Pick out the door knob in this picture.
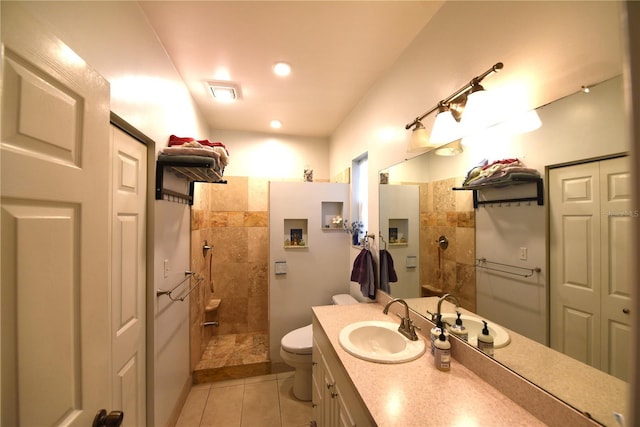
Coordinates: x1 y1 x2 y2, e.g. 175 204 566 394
93 409 124 427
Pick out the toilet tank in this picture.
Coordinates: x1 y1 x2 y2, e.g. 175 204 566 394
331 294 359 305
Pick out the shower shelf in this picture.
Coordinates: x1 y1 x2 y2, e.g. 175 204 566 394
205 298 221 313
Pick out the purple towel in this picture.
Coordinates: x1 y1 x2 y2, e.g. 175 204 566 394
379 249 397 293
350 248 377 299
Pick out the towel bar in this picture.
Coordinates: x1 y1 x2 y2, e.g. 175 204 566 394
475 257 541 278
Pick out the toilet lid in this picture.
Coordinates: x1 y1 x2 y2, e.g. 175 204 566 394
281 324 312 354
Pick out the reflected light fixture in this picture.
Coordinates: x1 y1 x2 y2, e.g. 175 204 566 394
435 140 464 156
405 62 503 147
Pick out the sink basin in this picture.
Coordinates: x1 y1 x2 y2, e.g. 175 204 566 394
440 313 510 349
338 320 426 363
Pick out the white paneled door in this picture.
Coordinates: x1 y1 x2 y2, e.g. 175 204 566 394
549 156 632 381
111 126 147 427
1 3 118 426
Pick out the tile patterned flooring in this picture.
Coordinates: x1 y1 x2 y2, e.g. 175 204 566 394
176 372 314 427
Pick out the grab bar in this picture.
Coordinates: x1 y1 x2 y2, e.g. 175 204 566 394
157 270 204 301
475 257 541 278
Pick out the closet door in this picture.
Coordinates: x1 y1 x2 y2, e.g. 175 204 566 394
550 156 631 380
549 162 602 368
111 126 147 426
599 157 632 381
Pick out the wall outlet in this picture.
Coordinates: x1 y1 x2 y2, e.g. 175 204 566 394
164 259 169 278
519 247 528 261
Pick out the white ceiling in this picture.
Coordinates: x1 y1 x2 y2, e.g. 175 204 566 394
138 1 624 139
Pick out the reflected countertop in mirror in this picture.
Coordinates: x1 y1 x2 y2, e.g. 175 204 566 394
406 297 628 425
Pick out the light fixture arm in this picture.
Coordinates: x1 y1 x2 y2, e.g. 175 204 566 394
404 62 503 130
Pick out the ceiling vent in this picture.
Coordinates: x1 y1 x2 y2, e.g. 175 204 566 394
207 80 242 101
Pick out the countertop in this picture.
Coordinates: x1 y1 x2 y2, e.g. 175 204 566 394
405 296 628 426
312 302 545 427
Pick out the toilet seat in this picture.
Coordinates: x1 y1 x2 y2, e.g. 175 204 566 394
281 324 312 355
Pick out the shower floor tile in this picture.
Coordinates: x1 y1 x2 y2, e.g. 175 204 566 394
193 332 292 384
195 332 269 370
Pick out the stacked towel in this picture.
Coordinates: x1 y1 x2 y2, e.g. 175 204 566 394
167 134 230 168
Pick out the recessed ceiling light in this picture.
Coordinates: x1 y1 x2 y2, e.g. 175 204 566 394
270 119 282 129
273 62 291 77
207 80 242 102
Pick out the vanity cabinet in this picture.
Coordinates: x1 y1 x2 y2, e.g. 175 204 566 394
312 319 375 427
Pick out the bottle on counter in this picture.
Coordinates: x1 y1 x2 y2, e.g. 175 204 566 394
449 311 468 342
477 320 494 357
434 329 451 371
430 314 448 356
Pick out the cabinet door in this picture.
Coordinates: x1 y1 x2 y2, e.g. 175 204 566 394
312 337 324 426
334 383 357 427
322 353 337 426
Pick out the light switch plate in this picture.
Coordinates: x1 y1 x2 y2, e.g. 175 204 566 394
275 261 287 275
406 255 417 268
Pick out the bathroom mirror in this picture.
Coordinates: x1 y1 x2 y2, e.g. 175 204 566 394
378 75 630 425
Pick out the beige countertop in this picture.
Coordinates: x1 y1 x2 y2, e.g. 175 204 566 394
404 296 629 426
312 302 545 427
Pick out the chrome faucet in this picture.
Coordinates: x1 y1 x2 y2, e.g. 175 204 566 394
431 293 461 322
383 298 420 341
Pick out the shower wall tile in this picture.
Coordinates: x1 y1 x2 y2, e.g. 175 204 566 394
209 176 249 211
208 212 229 228
457 211 475 228
245 211 268 227
419 176 476 311
456 227 475 265
248 295 269 333
248 262 268 297
248 177 269 211
190 176 270 369
219 296 249 334
419 183 432 213
227 211 246 227
248 228 268 263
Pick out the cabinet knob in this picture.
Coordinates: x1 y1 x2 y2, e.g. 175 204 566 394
623 308 630 314
326 382 335 390
331 391 338 398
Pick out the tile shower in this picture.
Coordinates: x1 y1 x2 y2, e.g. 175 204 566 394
190 177 274 383
419 176 476 311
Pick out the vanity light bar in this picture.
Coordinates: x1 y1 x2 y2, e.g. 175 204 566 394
405 62 503 130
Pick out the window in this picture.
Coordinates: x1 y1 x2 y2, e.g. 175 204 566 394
352 153 368 236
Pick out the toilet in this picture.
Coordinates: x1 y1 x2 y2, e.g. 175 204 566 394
280 293 360 401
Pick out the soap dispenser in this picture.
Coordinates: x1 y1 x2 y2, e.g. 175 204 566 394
430 314 447 355
434 329 451 371
449 311 468 342
477 320 494 357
